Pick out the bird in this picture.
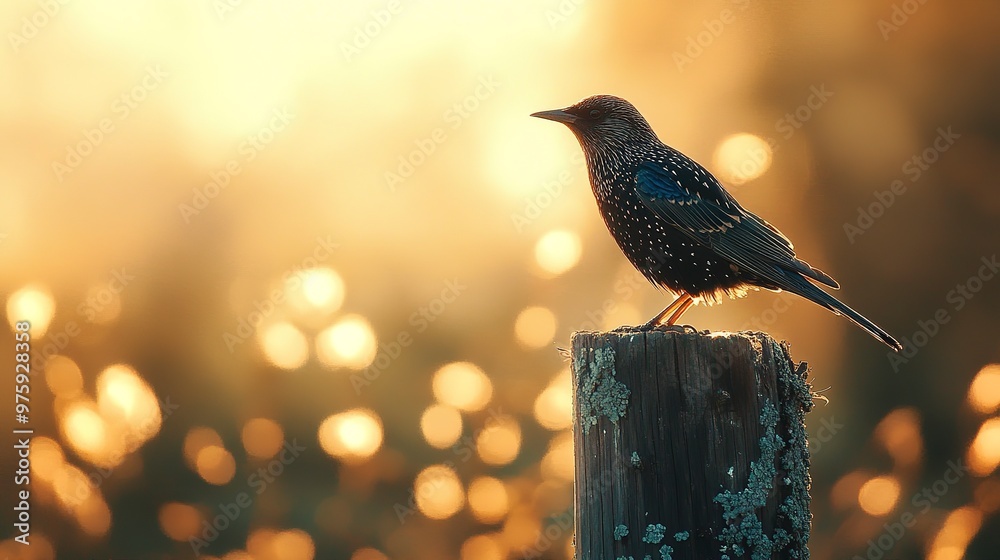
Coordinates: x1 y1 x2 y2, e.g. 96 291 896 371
531 95 902 351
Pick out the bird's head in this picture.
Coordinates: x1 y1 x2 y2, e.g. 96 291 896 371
531 95 658 155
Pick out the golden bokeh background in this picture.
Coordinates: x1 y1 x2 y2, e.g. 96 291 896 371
1 1 999 559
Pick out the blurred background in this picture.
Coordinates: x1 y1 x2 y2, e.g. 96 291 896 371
1 0 999 558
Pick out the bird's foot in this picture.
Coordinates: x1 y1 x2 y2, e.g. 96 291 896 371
636 319 660 332
635 322 700 334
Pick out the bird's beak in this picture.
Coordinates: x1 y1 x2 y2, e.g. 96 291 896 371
530 109 578 125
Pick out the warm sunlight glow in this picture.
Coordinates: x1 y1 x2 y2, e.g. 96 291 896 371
318 409 383 462
713 133 773 186
514 306 557 349
858 475 901 516
467 476 509 524
533 370 573 431
259 321 309 370
534 230 582 277
420 404 463 449
414 465 465 520
968 364 1000 414
968 417 1000 476
6 284 56 337
316 314 378 370
242 417 285 459
476 416 521 466
432 362 493 411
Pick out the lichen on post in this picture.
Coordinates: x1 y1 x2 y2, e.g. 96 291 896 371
570 328 814 560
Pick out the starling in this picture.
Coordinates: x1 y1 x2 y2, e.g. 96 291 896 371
532 95 902 351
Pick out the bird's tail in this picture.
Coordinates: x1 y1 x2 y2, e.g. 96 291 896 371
787 277 902 352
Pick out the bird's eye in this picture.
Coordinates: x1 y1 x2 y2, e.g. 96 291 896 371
589 109 602 118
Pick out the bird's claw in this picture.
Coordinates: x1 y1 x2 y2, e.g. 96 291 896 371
634 323 700 334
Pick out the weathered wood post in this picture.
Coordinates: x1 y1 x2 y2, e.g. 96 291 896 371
570 328 813 559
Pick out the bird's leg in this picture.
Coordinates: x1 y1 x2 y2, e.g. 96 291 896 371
641 292 692 330
664 296 695 325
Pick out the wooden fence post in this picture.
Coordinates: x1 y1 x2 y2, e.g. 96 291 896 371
570 328 813 559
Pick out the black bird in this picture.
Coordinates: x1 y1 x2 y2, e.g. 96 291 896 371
532 95 902 351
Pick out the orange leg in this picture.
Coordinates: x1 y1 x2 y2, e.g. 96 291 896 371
665 296 695 325
642 292 693 330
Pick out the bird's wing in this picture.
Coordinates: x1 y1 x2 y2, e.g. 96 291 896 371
634 159 838 288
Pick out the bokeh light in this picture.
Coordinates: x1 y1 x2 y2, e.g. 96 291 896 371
460 534 505 560
60 400 113 467
713 133 773 186
975 479 1000 513
420 404 463 449
288 267 345 317
259 322 310 370
873 407 922 468
968 364 1000 414
501 505 542 550
97 364 162 448
195 445 237 485
45 355 84 398
533 370 573 431
31 436 66 482
927 506 983 560
467 477 510 524
513 306 557 349
6 284 56 337
968 417 1000 476
534 230 582 277
350 548 389 560
242 417 285 459
318 408 383 462
476 416 522 466
316 314 378 370
541 432 574 482
184 427 224 470
76 495 112 536
432 362 493 412
857 475 901 516
159 503 202 542
413 465 465 520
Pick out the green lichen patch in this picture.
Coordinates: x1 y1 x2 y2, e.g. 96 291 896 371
575 345 630 434
714 399 782 559
673 531 689 542
642 523 666 544
614 524 629 540
658 544 674 560
713 338 813 560
631 451 642 468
